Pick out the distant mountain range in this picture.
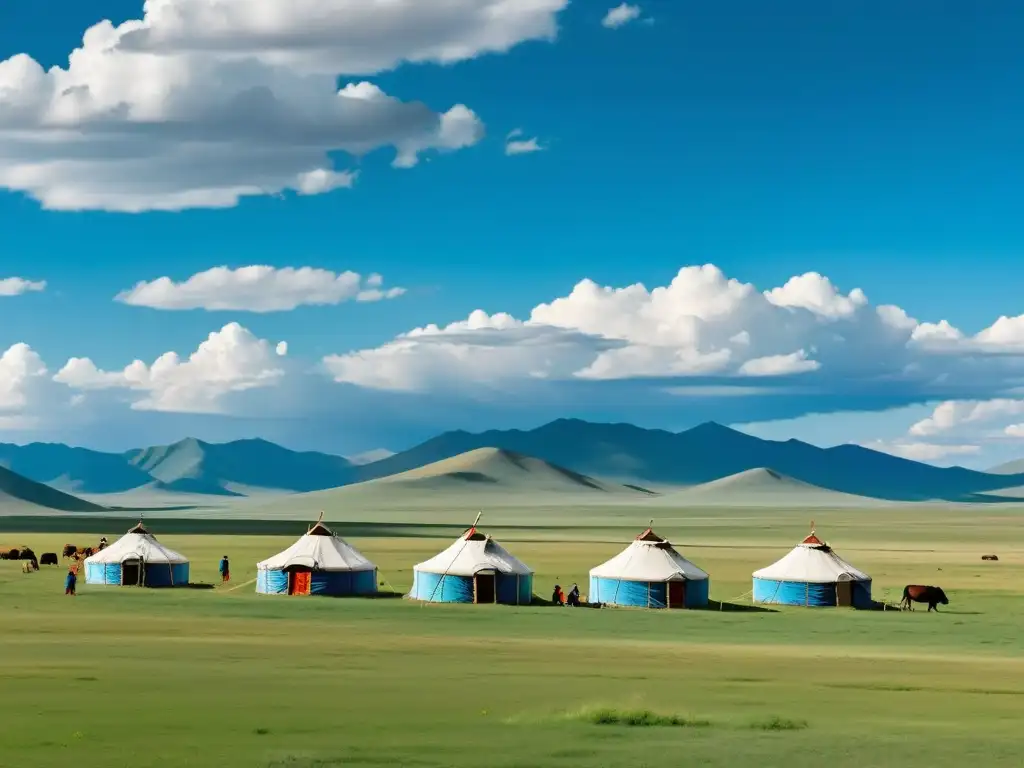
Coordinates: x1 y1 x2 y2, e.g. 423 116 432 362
353 419 1024 502
0 437 355 497
2 420 1024 505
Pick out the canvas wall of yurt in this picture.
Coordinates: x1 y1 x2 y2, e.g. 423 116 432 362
84 522 190 587
256 517 377 596
752 527 872 608
410 524 533 605
589 528 710 609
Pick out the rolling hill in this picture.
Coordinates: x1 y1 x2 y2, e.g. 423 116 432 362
650 467 881 507
358 419 1024 502
986 458 1024 475
259 447 655 509
0 464 106 512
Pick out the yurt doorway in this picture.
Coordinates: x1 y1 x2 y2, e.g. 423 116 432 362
836 576 853 607
121 559 143 586
474 571 496 603
288 568 312 595
668 580 686 609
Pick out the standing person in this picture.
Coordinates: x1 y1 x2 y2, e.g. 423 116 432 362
219 555 230 583
551 584 562 605
65 567 77 596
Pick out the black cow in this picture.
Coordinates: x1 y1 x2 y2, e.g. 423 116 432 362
901 585 949 612
40 553 58 566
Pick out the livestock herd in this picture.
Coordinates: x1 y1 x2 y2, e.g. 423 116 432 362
0 539 106 574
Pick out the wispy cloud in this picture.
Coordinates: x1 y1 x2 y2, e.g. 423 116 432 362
505 129 545 156
602 3 643 29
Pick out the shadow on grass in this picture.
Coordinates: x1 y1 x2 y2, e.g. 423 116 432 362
854 600 901 612
705 600 777 613
359 591 404 600
535 598 602 609
186 583 215 590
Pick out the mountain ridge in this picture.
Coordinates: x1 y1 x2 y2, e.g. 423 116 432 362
1 419 1022 503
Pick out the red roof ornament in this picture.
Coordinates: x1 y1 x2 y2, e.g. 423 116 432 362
801 520 823 546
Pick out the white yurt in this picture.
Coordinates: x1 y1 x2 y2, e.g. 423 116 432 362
410 524 533 604
752 527 872 607
589 527 710 609
84 521 190 587
256 516 377 596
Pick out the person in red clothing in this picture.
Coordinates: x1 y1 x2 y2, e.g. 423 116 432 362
219 555 230 583
64 567 77 596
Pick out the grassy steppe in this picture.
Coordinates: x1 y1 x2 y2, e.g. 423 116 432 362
1 506 1023 767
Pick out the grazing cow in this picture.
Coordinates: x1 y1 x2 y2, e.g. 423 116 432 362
77 547 95 558
18 548 36 562
3 548 21 560
40 553 58 566
982 554 999 561
901 585 949 612
62 544 77 559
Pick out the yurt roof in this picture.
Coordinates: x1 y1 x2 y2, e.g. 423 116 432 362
590 527 708 582
414 526 532 577
84 521 189 565
752 529 869 583
257 517 375 572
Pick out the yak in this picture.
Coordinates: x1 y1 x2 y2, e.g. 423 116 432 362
62 544 78 559
40 553 58 566
901 585 949 612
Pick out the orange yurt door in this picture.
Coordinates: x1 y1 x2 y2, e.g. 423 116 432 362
289 570 312 595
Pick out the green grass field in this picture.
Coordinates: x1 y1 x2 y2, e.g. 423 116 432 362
2 506 1024 767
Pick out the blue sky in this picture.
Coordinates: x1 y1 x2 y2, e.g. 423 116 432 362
1 0 1023 467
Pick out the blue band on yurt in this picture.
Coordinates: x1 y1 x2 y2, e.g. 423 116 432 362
309 569 378 596
752 578 873 607
590 576 710 609
411 570 533 604
143 562 190 587
685 578 710 608
411 571 474 602
257 569 289 594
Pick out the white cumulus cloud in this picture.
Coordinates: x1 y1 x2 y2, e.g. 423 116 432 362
115 265 405 312
0 277 46 296
738 350 821 377
860 439 981 464
908 399 1024 437
0 343 49 426
319 263 1024 398
54 322 288 413
118 0 568 74
0 0 570 211
602 3 642 29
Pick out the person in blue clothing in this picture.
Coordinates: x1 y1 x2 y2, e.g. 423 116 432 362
64 567 77 596
219 555 230 583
